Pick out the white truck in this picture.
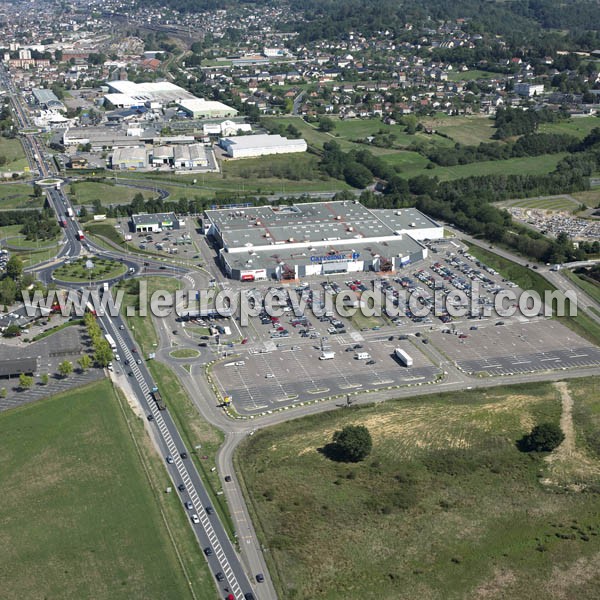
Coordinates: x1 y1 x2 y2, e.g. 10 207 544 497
394 348 413 367
319 350 335 360
355 351 371 360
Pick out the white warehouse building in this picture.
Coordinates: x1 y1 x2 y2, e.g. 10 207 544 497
219 134 307 159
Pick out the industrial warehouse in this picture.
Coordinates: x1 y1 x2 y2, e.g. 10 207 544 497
219 134 307 158
203 201 443 280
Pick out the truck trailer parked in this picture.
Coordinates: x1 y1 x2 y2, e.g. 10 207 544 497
394 348 413 367
355 352 371 360
319 350 335 360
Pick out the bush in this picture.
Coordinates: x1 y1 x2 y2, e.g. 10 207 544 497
518 423 565 452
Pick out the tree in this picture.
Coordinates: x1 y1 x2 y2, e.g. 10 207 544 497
331 425 373 462
343 162 373 189
318 116 335 132
78 355 92 372
519 423 565 452
3 323 21 338
5 255 23 281
18 373 33 390
58 360 73 378
40 373 49 385
94 340 113 367
33 183 43 198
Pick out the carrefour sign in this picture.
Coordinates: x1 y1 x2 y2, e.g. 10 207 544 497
310 252 360 263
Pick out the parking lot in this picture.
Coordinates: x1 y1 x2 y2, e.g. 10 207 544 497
211 335 441 414
430 319 600 376
198 236 600 413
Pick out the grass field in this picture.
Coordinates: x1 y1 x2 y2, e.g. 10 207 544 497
170 348 201 358
539 116 600 139
118 277 182 356
446 69 506 82
385 152 566 181
562 268 600 306
570 190 600 208
53 256 127 283
0 379 216 600
236 380 600 600
0 223 61 265
0 136 29 171
329 118 453 149
350 310 384 331
70 181 155 205
113 155 350 195
421 115 497 145
509 196 580 212
467 244 600 346
0 182 44 209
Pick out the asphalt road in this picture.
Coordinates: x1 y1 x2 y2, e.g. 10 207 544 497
99 310 256 600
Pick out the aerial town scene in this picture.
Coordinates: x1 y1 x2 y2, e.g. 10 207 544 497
1 0 600 599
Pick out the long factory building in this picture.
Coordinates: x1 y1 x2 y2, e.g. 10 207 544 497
203 201 443 281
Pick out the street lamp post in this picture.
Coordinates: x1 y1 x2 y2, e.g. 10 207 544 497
85 259 94 289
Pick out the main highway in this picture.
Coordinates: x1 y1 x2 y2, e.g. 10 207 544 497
100 309 255 599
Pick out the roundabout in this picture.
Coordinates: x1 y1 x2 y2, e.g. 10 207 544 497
51 256 127 283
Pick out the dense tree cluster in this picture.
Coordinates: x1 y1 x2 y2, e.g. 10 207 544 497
493 107 564 140
20 209 60 241
321 141 396 188
425 133 579 167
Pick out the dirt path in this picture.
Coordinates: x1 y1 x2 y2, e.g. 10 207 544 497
542 381 600 489
552 381 575 459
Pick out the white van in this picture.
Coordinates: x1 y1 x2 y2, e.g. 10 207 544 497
356 352 371 360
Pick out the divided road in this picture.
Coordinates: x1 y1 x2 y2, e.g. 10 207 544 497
100 310 256 600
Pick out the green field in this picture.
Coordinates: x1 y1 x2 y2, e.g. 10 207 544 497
0 136 29 171
236 380 600 600
69 181 156 205
570 190 600 208
509 196 580 212
170 348 201 358
446 69 506 82
53 256 127 282
539 116 600 139
0 182 44 209
0 379 216 600
0 223 61 265
329 117 453 149
112 154 350 194
386 151 566 181
421 115 497 145
118 277 182 355
562 268 600 306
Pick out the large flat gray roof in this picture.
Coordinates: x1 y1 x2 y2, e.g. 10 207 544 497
205 201 440 249
132 212 177 225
